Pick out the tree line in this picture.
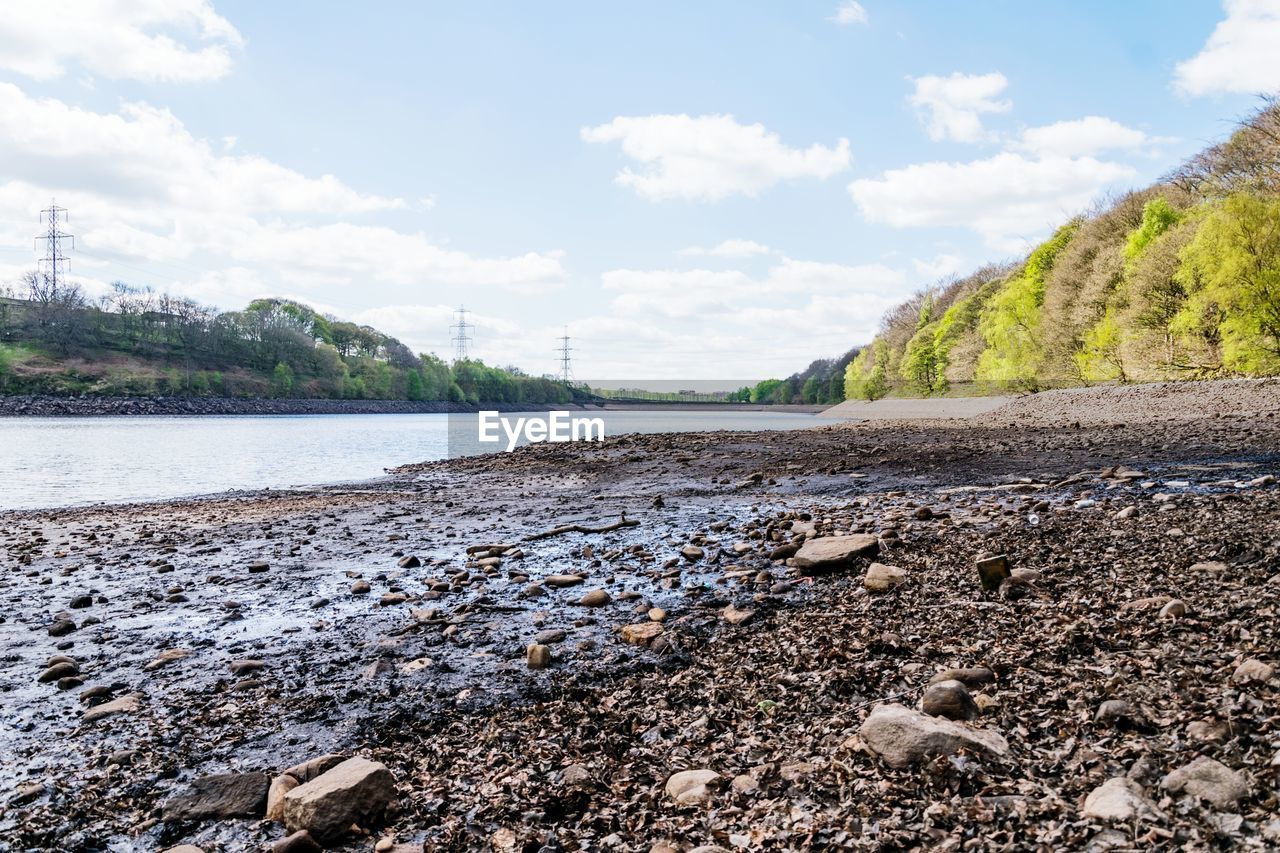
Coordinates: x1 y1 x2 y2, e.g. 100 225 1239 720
0 282 579 404
842 97 1280 400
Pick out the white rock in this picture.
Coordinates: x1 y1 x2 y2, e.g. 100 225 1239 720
1083 777 1162 822
856 703 1008 768
665 769 720 805
864 562 906 592
1161 756 1249 810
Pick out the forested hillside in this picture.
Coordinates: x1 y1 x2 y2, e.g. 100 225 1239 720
0 287 577 405
845 99 1280 399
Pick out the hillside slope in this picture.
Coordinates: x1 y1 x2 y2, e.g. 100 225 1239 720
845 99 1280 399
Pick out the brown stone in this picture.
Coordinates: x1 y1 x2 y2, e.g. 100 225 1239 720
282 757 394 841
792 534 879 573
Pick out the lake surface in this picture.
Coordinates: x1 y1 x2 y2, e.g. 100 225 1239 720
0 410 831 510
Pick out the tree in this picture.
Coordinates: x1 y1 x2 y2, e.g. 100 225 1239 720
270 361 295 397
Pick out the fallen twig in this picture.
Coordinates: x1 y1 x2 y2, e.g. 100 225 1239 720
524 515 639 541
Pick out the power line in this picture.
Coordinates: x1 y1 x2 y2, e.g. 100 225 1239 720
557 326 573 382
450 305 473 362
36 200 73 288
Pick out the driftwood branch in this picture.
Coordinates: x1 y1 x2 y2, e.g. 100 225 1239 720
525 515 639 541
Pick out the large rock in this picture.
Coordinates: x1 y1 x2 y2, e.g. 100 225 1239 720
283 757 394 841
857 703 1008 768
1161 756 1249 810
1082 777 1162 822
665 769 720 805
162 772 268 821
791 535 879 574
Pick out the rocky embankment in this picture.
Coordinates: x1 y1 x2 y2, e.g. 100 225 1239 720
1 381 1279 851
0 395 555 417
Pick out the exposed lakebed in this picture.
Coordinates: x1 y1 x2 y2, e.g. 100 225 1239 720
2 389 1279 850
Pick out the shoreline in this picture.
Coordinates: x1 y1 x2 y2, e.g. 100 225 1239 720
0 394 830 417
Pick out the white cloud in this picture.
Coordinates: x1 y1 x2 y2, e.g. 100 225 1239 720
909 72 1012 143
0 82 568 303
0 84 399 216
581 114 851 201
1175 0 1280 96
679 239 773 258
602 258 902 319
577 258 905 376
1016 116 1160 158
831 1 868 25
912 254 965 280
850 152 1135 251
0 0 243 83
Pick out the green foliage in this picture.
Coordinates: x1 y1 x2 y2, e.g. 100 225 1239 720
1074 308 1127 381
863 362 889 401
901 321 943 395
270 361 295 397
1124 197 1182 265
1172 194 1280 374
976 221 1081 389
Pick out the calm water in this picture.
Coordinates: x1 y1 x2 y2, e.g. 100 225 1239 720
0 410 828 510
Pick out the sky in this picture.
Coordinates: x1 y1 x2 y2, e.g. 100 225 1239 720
0 0 1277 381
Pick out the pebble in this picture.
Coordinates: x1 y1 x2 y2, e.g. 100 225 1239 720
272 830 323 853
229 659 265 676
1158 599 1187 619
82 693 141 723
526 644 551 669
665 769 720 805
921 679 979 721
1231 658 1274 685
1161 756 1250 810
577 589 612 607
680 545 705 562
37 661 78 683
929 667 995 689
864 562 906 592
544 574 584 588
350 580 371 595
267 773 300 821
1082 777 1162 822
621 622 663 646
47 618 76 637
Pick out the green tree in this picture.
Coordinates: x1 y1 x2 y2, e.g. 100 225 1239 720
1173 194 1280 373
270 361 295 397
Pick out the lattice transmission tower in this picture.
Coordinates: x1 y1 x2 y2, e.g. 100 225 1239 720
557 327 573 382
451 306 473 362
36 200 74 288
